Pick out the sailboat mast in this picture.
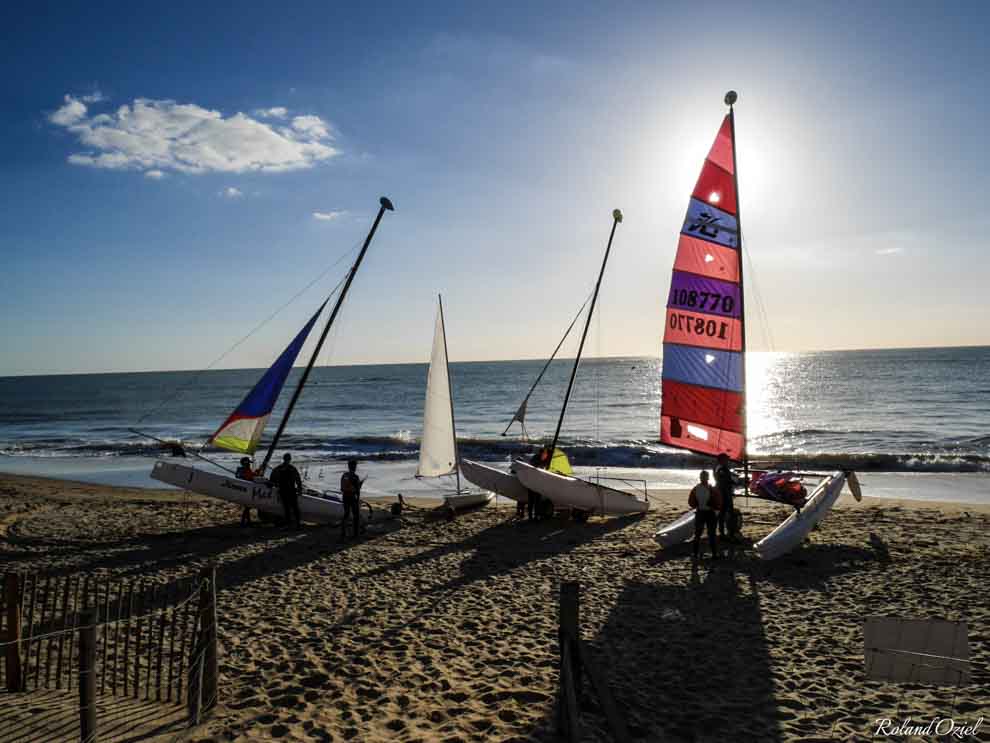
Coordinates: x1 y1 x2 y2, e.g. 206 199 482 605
260 196 395 472
548 209 623 459
437 294 461 494
726 91 749 489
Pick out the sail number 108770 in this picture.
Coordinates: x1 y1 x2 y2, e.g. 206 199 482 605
668 312 729 340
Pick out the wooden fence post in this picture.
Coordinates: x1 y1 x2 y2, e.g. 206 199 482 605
4 573 23 692
560 582 581 696
556 581 582 740
79 608 98 743
200 563 219 713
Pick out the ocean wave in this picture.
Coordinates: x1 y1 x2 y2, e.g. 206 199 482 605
3 433 988 473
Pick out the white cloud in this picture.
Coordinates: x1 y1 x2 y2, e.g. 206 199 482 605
49 95 88 126
49 96 337 175
144 169 165 179
255 106 288 119
221 187 243 198
876 247 904 256
312 210 347 221
81 92 105 103
291 115 330 140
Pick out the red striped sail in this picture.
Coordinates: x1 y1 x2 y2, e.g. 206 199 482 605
660 112 745 461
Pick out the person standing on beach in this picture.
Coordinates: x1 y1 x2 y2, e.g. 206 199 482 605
689 470 722 559
340 459 363 539
714 453 738 541
526 446 549 521
271 453 303 529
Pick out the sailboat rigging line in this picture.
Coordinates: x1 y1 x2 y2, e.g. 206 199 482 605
743 243 775 352
548 209 623 461
134 241 361 426
438 294 462 495
261 196 395 472
500 291 594 436
128 428 238 475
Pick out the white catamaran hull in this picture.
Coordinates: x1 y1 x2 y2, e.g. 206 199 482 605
460 459 528 503
151 461 366 525
444 490 494 511
514 461 649 516
654 511 697 547
753 471 848 560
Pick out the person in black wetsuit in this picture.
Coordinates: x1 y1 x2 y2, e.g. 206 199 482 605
714 453 738 540
340 459 363 539
526 446 550 521
270 453 303 529
689 470 723 559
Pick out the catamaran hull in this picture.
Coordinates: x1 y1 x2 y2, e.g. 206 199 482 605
460 459 528 503
514 461 649 516
150 461 363 525
654 511 697 547
754 471 848 560
444 491 494 511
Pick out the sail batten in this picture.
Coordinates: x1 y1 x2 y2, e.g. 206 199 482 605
660 109 746 461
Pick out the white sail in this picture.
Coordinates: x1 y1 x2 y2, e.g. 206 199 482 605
417 304 458 478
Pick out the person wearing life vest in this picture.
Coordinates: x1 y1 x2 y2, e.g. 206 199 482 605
689 470 723 559
340 459 363 539
235 457 256 481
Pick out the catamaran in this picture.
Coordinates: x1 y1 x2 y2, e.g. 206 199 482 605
650 93 860 558
460 295 592 504
513 209 650 517
416 295 493 511
147 197 395 524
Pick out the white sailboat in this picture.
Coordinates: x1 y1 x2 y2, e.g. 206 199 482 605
147 197 395 525
417 295 493 511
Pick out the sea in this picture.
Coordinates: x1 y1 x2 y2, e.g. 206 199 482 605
1 347 988 504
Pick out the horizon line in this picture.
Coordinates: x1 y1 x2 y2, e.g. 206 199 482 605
2 342 988 379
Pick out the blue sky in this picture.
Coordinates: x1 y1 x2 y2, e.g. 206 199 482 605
1 1 988 375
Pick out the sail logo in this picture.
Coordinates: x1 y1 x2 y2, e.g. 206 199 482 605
682 198 738 249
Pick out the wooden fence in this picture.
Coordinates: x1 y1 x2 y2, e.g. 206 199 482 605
0 564 219 741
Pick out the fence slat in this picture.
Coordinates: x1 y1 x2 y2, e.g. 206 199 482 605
23 574 38 688
156 583 171 701
111 578 123 696
145 583 158 699
100 573 110 694
32 575 51 688
166 582 179 703
133 582 145 699
79 608 98 743
176 579 196 704
43 575 59 688
55 576 71 689
4 573 23 692
122 580 134 698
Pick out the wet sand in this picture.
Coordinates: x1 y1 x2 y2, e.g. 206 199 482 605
0 472 987 741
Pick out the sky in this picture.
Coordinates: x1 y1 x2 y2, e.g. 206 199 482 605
1 0 988 376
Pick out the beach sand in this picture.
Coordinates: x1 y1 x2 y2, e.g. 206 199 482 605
0 472 987 742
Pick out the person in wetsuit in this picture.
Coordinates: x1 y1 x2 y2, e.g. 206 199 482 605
270 453 303 529
526 446 550 521
340 459 363 539
714 453 738 541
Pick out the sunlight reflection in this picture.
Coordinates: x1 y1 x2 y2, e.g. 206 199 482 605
746 351 794 452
